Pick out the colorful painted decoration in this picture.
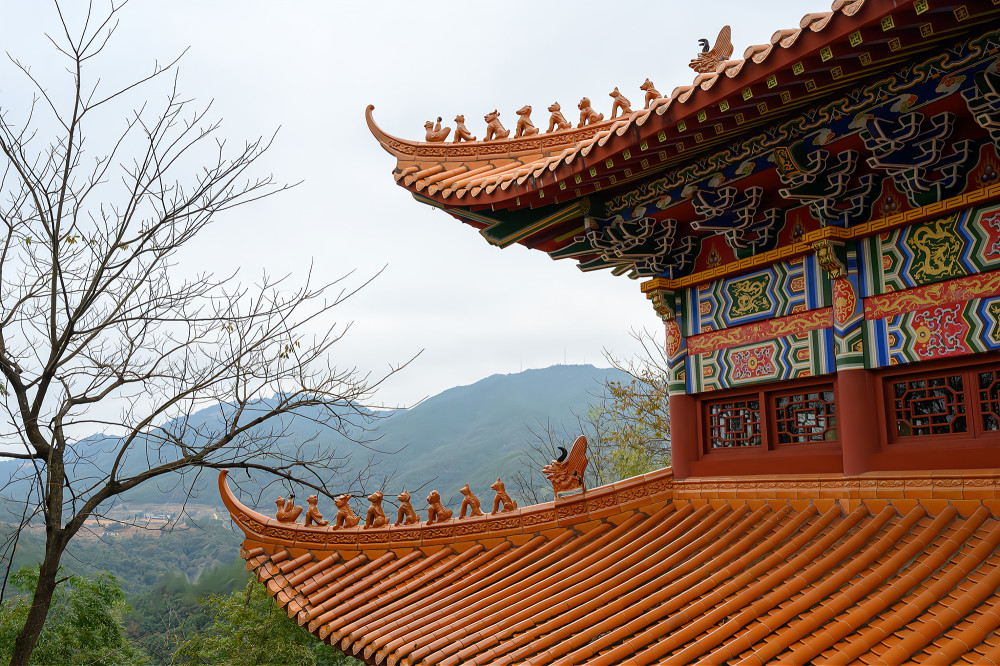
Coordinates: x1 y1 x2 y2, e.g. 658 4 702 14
688 328 836 393
861 205 1000 295
686 256 827 334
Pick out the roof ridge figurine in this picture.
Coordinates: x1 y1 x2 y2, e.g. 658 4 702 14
458 483 485 518
424 117 450 142
394 490 418 525
452 114 475 142
363 490 388 529
332 493 360 529
609 87 632 119
490 477 517 513
543 435 589 496
304 494 327 527
689 25 733 73
483 109 510 141
275 494 302 523
426 490 452 523
640 78 662 108
577 97 604 127
546 102 571 133
515 105 539 138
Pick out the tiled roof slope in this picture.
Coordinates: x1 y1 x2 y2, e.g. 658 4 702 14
222 470 1000 665
367 0 999 211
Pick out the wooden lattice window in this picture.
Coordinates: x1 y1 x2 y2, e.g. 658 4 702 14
774 389 837 444
978 369 1000 432
890 373 968 437
707 398 762 448
883 358 1000 443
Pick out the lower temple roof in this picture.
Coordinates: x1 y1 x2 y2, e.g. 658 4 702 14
222 470 1000 665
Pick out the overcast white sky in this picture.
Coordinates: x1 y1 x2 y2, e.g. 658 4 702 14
3 0 810 407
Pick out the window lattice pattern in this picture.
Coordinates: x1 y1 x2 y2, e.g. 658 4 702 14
708 399 762 448
775 390 837 444
892 374 967 437
978 369 1000 432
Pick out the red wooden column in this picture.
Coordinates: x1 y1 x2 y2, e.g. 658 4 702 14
668 392 697 479
837 368 880 475
813 240 878 475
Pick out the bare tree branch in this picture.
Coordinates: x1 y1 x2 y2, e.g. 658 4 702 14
0 3 405 662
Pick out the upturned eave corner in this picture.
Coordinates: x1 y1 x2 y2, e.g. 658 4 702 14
365 104 412 162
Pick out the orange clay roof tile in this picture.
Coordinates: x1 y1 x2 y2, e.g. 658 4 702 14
222 468 1000 665
832 0 867 15
743 42 773 63
366 0 977 210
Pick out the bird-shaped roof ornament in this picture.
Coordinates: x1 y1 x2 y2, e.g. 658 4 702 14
689 25 733 73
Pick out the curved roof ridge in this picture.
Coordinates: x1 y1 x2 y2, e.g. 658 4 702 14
219 468 676 550
368 104 617 161
832 0 867 16
368 0 948 211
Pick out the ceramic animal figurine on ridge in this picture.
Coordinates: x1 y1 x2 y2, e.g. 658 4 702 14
640 78 662 108
275 495 302 523
424 117 451 142
543 435 589 496
609 87 632 119
364 490 388 529
459 483 484 518
547 102 571 132
490 478 517 514
395 490 418 526
332 494 361 529
483 110 509 141
453 114 476 142
689 25 733 73
515 105 539 138
304 495 327 527
426 490 453 523
577 97 604 127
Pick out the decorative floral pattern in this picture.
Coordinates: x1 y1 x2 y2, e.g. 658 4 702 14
911 305 971 358
731 346 777 381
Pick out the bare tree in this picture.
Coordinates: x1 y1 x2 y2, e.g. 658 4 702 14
0 3 401 662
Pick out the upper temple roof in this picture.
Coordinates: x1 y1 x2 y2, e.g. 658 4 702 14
367 0 1000 285
367 0 863 204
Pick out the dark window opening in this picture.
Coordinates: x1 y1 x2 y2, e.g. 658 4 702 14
775 390 837 443
891 374 967 437
707 399 761 448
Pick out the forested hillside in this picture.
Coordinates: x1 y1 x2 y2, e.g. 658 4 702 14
1 365 628 664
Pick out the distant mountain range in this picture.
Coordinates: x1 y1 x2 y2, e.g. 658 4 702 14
1 365 629 516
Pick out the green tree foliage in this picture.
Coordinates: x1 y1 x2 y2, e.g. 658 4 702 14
3 519 245 596
600 328 672 480
0 567 145 665
514 331 672 501
127 560 249 664
172 580 359 666
602 373 670 479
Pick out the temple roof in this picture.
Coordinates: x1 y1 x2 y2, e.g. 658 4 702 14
367 2 863 204
223 470 1000 665
366 0 1000 284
